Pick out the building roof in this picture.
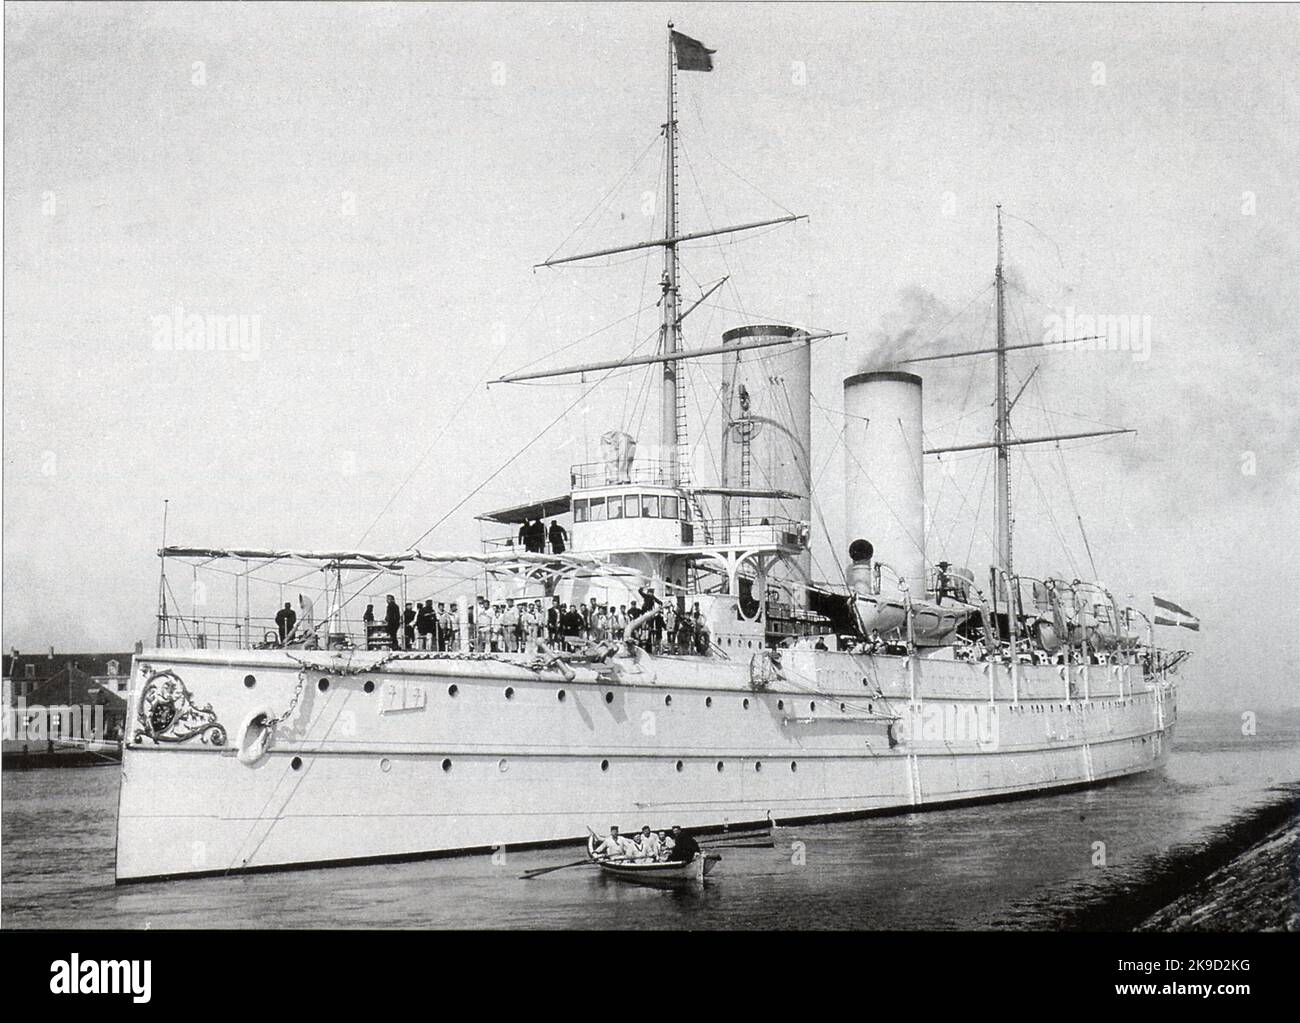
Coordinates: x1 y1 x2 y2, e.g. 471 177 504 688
24 665 129 709
3 651 136 681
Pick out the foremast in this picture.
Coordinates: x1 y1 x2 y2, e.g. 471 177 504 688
661 23 684 485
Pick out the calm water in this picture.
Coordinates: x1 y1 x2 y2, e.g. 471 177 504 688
3 708 1297 929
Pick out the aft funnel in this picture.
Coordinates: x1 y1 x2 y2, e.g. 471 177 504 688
843 370 926 596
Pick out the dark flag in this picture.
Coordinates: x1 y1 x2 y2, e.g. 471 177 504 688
671 30 716 72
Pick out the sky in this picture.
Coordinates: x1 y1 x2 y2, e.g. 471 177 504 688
3 2 1298 710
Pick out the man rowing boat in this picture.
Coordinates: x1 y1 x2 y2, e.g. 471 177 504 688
592 825 639 861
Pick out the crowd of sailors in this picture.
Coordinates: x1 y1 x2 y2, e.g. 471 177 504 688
592 824 701 864
347 589 711 655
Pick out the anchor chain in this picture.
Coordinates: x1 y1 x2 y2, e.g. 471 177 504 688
271 667 309 728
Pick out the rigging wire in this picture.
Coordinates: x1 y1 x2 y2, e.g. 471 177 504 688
1030 371 1101 579
506 302 661 379
678 137 757 338
963 450 995 571
541 132 663 266
1018 443 1083 580
923 302 989 542
404 328 662 550
620 185 663 431
686 91 796 218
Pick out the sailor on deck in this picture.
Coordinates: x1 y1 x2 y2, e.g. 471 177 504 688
275 602 296 644
490 604 506 652
417 601 435 650
384 595 401 648
662 605 679 653
403 602 416 650
475 598 492 652
547 598 561 645
560 603 584 651
501 601 519 652
437 602 453 651
548 519 567 555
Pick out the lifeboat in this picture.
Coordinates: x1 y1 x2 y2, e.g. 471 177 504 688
850 592 973 646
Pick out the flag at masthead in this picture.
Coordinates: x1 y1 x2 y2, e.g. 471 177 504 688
671 30 716 71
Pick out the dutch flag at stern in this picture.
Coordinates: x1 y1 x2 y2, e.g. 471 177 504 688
1153 595 1200 631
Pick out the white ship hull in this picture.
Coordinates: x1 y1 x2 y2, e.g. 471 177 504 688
115 647 1176 882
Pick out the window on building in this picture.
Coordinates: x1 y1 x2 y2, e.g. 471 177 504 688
660 495 679 519
107 660 119 676
641 495 659 518
624 495 640 518
573 498 589 523
589 496 607 521
608 495 623 519
24 664 35 679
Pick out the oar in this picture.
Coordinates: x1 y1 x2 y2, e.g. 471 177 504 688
519 858 593 880
702 840 775 850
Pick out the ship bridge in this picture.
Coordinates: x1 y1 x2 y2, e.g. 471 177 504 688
478 458 806 558
477 458 809 617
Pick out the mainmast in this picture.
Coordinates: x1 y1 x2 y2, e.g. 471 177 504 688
660 22 684 484
907 206 1137 597
994 205 1012 580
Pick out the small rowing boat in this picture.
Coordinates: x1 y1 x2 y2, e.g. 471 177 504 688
586 834 721 886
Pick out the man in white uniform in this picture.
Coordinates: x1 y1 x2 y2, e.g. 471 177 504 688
595 826 637 861
635 826 661 862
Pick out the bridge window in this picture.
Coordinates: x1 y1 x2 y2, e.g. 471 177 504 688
589 496 607 521
608 496 623 519
573 498 589 523
624 495 640 517
641 495 659 518
660 496 678 519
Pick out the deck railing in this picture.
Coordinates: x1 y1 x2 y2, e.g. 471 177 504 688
569 459 677 489
156 615 477 652
695 516 806 548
